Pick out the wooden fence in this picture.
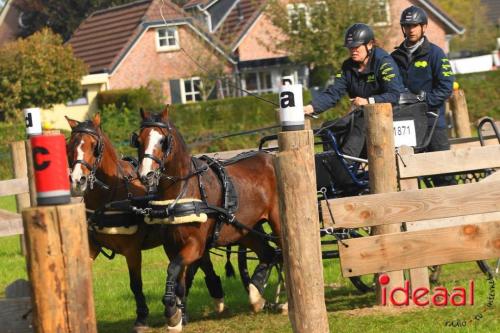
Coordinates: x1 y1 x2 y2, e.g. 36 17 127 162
320 108 500 303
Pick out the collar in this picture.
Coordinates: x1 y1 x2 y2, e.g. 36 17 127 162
397 36 430 57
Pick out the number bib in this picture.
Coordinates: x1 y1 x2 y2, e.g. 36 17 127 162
393 120 417 147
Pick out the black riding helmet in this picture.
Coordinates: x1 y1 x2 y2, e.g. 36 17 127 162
344 23 374 48
400 6 428 26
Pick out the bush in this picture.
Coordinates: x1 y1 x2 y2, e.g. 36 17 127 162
0 123 28 180
99 90 349 156
97 85 164 112
0 28 87 122
456 71 500 122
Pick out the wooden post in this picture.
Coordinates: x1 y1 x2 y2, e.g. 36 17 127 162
22 203 96 333
24 140 37 207
449 89 472 138
398 146 430 303
275 130 329 333
10 141 31 255
364 103 405 305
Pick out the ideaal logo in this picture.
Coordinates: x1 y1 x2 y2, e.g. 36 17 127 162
379 272 496 327
379 274 474 306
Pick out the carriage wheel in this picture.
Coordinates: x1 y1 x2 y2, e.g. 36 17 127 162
344 228 376 293
477 259 500 278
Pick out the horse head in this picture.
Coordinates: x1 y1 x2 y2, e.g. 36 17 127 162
132 106 177 192
66 113 105 195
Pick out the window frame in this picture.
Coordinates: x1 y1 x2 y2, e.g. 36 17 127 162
242 71 274 94
371 0 391 27
156 26 180 52
180 77 202 104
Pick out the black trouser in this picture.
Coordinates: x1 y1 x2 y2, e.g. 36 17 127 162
321 109 366 159
423 126 457 187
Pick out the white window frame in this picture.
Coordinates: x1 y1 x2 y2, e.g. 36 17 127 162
156 27 180 52
372 0 391 27
180 77 202 104
287 3 311 33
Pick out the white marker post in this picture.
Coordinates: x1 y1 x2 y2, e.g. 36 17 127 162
278 78 304 131
24 107 42 137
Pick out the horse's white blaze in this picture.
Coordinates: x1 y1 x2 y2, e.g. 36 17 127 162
70 139 85 184
139 129 164 178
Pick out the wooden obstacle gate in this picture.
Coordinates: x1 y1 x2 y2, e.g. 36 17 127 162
321 105 500 302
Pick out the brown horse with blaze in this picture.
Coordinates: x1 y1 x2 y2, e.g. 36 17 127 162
134 106 283 332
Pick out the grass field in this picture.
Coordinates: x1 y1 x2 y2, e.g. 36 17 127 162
0 195 498 333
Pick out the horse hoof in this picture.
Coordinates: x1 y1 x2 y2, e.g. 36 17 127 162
249 283 266 313
132 325 150 333
166 308 183 332
213 297 225 314
165 320 182 333
277 302 288 315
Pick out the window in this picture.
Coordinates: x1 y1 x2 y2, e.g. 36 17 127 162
372 0 391 26
287 3 310 33
242 71 273 94
287 2 326 33
182 77 202 103
156 27 179 51
66 89 88 106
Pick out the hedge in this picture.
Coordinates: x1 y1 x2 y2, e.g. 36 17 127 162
0 70 498 180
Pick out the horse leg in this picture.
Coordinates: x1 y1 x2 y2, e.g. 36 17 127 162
162 244 203 332
124 250 149 331
239 233 278 313
199 251 225 313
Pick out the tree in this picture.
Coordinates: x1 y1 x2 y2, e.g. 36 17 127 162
264 0 382 83
15 0 138 41
0 28 87 121
434 0 497 53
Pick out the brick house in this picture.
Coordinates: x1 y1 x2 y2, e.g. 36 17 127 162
30 0 463 127
182 0 463 95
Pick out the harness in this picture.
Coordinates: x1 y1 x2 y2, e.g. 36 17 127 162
128 151 277 246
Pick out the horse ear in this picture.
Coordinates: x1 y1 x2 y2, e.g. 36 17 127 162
92 113 101 127
161 105 170 121
140 107 151 120
65 116 80 129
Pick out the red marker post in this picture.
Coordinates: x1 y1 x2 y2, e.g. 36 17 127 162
30 134 70 205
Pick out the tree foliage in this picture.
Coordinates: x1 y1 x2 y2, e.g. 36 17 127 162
434 0 497 53
265 0 382 74
0 28 87 121
15 0 138 41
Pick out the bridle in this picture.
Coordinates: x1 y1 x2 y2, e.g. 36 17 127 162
131 120 174 192
70 122 107 191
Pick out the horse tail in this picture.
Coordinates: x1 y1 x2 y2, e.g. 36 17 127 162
225 245 235 278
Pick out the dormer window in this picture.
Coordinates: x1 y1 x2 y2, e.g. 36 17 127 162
156 27 180 51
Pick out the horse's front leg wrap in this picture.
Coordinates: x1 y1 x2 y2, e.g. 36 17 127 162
163 257 183 319
250 262 270 295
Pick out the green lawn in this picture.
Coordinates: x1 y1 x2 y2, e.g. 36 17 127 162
0 224 498 333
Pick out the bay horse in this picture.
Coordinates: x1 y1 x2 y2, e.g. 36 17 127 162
134 106 283 331
66 114 226 332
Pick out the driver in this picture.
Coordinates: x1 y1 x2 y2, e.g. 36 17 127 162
304 23 405 159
